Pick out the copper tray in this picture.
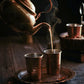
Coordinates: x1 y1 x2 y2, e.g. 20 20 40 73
16 67 75 84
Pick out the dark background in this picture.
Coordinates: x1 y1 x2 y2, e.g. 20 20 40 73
0 0 84 36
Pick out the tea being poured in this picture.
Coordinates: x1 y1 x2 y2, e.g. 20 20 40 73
49 27 54 51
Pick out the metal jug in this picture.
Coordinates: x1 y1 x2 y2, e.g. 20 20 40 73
0 0 52 43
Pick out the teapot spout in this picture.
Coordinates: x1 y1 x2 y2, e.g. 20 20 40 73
33 22 51 35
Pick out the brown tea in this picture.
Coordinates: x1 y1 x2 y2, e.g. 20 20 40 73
49 28 53 51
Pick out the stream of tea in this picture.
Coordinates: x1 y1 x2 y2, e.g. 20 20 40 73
49 27 53 51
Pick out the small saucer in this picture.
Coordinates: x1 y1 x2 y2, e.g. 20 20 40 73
60 32 84 40
16 67 75 84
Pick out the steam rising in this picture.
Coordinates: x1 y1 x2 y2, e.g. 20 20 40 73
44 0 61 49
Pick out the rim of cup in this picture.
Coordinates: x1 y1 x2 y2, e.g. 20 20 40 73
43 49 62 54
24 53 43 58
66 23 82 27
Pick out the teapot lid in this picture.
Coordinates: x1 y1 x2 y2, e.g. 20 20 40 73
14 0 36 16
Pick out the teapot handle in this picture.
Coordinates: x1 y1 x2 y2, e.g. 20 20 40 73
35 0 52 20
80 3 84 24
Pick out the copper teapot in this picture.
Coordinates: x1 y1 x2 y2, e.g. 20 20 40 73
0 0 52 43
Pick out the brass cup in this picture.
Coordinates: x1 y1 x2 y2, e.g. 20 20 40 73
66 23 82 38
24 53 43 81
44 49 62 76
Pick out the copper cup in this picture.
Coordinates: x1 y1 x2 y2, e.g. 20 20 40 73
66 23 82 38
44 49 62 76
24 53 43 81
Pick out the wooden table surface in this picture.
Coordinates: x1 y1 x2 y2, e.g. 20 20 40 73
0 35 84 84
